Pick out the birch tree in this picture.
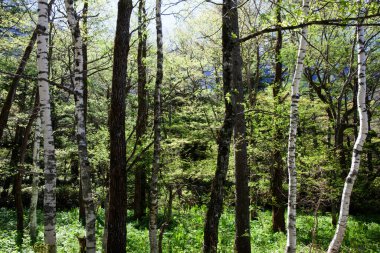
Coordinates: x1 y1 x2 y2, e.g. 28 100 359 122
327 1 369 252
149 0 163 251
64 0 96 251
285 0 310 252
37 0 57 251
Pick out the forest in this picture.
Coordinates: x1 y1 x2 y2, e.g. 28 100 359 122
0 0 380 252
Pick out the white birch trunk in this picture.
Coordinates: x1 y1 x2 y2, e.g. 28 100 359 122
30 115 41 243
37 0 57 251
64 1 96 252
286 1 310 252
327 2 369 252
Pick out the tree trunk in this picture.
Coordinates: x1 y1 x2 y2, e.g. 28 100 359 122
232 0 251 251
0 31 37 140
150 0 163 252
286 1 310 252
203 1 238 252
327 3 369 252
79 0 89 226
37 0 57 250
102 191 109 253
271 0 286 233
11 125 24 244
134 0 148 221
30 115 41 244
107 0 133 252
64 1 96 251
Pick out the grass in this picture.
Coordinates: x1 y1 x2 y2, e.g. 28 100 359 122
0 207 379 252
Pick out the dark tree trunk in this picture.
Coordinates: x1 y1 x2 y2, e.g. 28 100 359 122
203 1 239 252
271 0 286 233
232 0 251 251
11 126 24 243
0 0 55 140
0 29 37 140
134 0 148 221
107 0 133 252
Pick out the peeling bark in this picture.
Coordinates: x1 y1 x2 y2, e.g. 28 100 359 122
285 1 310 252
37 0 57 251
327 2 369 252
64 0 96 251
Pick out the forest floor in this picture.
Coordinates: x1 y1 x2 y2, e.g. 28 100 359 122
0 207 379 252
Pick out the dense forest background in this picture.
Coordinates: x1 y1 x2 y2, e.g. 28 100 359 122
0 0 379 252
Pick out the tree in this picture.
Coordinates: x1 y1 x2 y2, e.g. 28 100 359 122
149 0 163 251
107 0 133 252
271 0 286 233
37 0 57 251
134 0 149 221
232 0 251 251
328 1 369 252
64 0 96 251
286 0 310 252
203 0 239 252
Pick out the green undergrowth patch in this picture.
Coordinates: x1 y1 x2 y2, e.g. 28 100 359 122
0 207 379 252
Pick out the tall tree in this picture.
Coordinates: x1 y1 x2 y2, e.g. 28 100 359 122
232 0 251 251
79 0 89 225
271 0 286 233
37 0 57 251
286 0 310 252
64 0 96 251
134 0 148 221
107 0 133 252
203 0 239 251
149 0 163 251
327 1 369 252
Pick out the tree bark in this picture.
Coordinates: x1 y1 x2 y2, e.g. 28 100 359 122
150 0 163 252
64 1 96 251
134 0 148 221
285 1 310 252
203 1 238 252
37 0 57 250
232 0 251 251
271 0 286 233
327 2 369 252
11 125 24 244
107 0 133 252
79 0 89 226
